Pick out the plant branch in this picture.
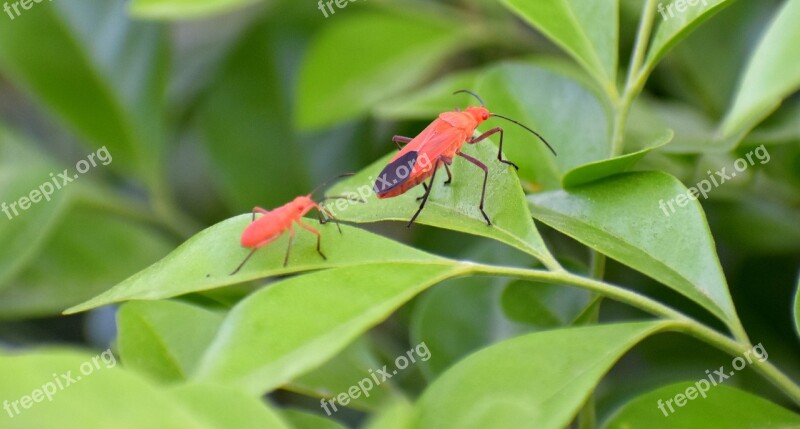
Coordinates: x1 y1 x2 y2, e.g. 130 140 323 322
611 0 658 157
465 262 800 406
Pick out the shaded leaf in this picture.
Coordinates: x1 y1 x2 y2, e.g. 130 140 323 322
289 338 392 410
296 11 469 129
0 0 167 178
118 300 224 382
196 19 307 212
721 0 800 139
414 322 668 429
0 206 172 319
0 126 70 290
501 280 593 327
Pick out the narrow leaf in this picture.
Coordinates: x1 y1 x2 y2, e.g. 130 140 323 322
65 219 441 314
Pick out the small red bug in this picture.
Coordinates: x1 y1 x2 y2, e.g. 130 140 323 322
230 174 357 275
373 90 556 227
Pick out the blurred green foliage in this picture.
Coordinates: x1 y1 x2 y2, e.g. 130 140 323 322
0 0 799 428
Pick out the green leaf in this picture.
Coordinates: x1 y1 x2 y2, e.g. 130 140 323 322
0 206 172 319
411 276 533 380
414 322 668 429
721 0 800 139
562 129 673 187
374 68 484 120
475 62 611 189
501 0 618 92
603 382 800 428
289 338 392 410
296 11 469 129
196 19 307 212
328 141 559 269
169 384 290 429
0 126 71 290
529 172 739 325
117 300 224 382
0 0 167 179
65 218 441 314
362 400 414 429
282 409 348 429
643 0 733 76
194 263 462 395
129 0 261 20
626 97 724 153
794 273 800 341
501 280 593 327
0 349 211 428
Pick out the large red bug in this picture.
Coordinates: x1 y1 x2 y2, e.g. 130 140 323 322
372 90 556 227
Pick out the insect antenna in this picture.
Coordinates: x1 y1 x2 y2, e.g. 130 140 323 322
310 173 356 199
491 113 557 156
453 89 486 107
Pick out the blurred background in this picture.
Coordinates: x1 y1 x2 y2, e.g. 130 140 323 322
0 0 798 425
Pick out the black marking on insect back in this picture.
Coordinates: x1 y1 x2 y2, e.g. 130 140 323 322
373 151 418 195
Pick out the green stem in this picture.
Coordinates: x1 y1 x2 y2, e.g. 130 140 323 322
465 263 800 406
611 0 658 157
577 251 606 429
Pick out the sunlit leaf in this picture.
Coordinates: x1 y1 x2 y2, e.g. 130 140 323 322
194 263 462 395
529 172 739 325
65 219 442 314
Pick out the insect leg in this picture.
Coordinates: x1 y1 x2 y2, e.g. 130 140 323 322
283 225 296 267
230 248 258 276
456 152 492 226
316 204 342 234
408 157 442 228
297 219 327 260
251 207 269 222
392 135 413 151
469 127 518 171
443 162 453 185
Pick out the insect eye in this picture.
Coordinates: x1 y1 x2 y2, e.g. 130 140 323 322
482 112 489 120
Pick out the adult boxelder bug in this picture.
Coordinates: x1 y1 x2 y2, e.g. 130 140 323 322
373 90 556 227
230 174 358 275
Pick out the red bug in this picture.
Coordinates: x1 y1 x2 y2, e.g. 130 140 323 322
372 90 556 227
230 174 357 275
